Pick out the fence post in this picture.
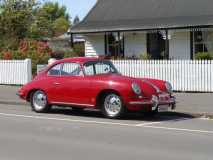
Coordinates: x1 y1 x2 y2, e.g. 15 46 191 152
25 59 32 83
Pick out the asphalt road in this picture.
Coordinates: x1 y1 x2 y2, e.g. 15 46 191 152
0 104 213 160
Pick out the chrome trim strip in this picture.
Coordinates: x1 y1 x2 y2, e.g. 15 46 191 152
129 98 176 105
51 101 95 107
129 101 152 105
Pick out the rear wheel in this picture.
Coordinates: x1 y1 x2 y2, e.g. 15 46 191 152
30 90 50 113
102 93 126 119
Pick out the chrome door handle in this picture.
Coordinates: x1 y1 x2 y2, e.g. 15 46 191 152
53 82 60 85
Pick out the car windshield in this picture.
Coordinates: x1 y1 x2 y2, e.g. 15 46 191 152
84 61 118 76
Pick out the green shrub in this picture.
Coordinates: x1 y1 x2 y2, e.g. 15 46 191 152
73 43 85 57
51 48 83 59
195 52 213 60
139 53 152 60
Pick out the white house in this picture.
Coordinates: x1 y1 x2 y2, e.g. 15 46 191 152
71 0 213 60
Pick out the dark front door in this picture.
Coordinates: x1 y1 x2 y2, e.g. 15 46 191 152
147 32 166 59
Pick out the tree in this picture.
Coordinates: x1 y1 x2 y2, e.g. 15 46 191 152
73 15 80 25
30 2 71 39
0 0 36 50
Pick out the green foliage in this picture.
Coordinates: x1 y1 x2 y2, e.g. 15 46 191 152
73 43 85 57
195 52 213 60
0 0 71 49
51 47 84 60
0 0 36 50
0 0 71 74
139 53 152 60
52 17 70 37
31 1 70 39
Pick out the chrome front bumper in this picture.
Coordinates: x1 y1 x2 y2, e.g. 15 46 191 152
129 95 176 110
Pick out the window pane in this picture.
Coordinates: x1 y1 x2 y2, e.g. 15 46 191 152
61 63 82 76
84 64 95 76
48 64 61 76
106 32 124 57
193 31 209 54
95 63 111 74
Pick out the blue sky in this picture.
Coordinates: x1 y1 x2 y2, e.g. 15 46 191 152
50 0 97 21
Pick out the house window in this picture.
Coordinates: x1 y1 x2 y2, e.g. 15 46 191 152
105 32 124 58
193 31 207 54
147 31 168 59
192 31 213 58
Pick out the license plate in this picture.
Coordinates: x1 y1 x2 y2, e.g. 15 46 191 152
158 105 169 112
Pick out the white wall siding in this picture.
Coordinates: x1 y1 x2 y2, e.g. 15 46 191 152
85 34 105 57
112 60 213 92
169 31 190 60
0 59 32 85
124 32 147 58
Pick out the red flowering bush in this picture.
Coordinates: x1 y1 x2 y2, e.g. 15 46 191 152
17 39 52 74
2 52 13 60
0 39 52 74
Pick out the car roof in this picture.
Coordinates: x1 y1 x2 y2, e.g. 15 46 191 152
57 57 101 64
50 57 109 67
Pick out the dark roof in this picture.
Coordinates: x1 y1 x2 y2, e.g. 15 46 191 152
71 0 213 33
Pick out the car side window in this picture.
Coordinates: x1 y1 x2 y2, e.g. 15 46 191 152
61 63 83 76
95 63 111 74
48 64 62 76
84 64 95 76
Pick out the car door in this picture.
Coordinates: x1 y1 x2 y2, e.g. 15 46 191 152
45 63 64 103
58 62 93 106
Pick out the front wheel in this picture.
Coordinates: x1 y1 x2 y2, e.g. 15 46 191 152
102 93 126 119
31 90 50 113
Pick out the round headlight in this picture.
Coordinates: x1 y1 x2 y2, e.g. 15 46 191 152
132 83 141 95
165 82 173 94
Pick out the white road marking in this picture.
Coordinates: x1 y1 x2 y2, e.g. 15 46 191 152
200 117 213 121
0 112 134 127
144 126 213 134
135 117 191 127
0 112 213 134
135 122 162 127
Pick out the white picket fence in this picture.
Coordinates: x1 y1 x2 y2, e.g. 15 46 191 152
112 60 213 92
1 59 213 92
0 59 32 85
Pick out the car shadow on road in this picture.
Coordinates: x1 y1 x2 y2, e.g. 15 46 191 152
48 106 198 122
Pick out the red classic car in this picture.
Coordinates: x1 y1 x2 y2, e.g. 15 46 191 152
17 57 176 119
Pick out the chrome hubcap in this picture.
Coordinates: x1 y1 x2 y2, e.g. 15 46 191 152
104 94 122 117
33 91 47 111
